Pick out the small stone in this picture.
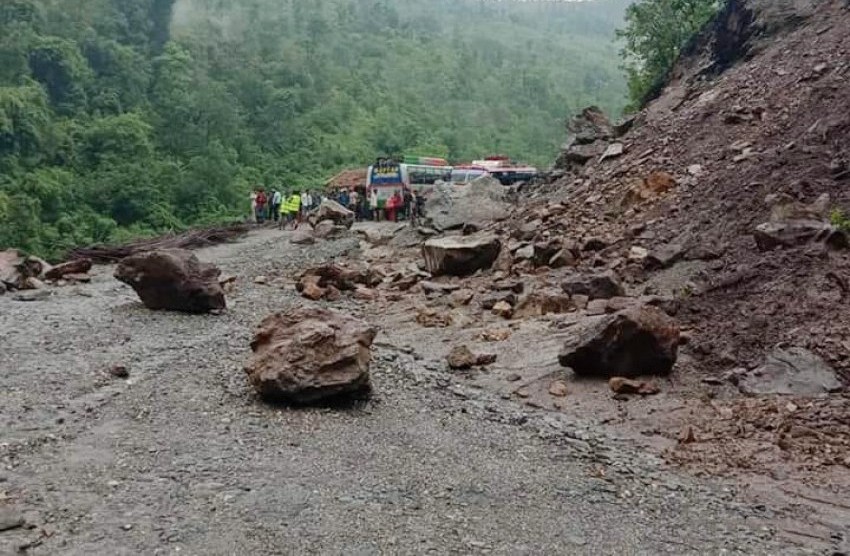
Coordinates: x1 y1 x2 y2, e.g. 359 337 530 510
506 373 522 382
492 300 514 319
687 164 704 177
608 377 660 396
548 381 569 397
516 389 530 399
480 328 511 342
447 345 477 370
678 425 697 444
109 365 129 379
629 246 649 261
475 353 498 366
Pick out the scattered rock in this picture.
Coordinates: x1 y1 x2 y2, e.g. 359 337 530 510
423 178 511 231
608 377 660 396
416 307 453 328
109 365 130 379
311 199 355 228
600 142 625 162
562 271 625 300
480 328 512 342
314 220 349 239
515 244 535 260
753 220 845 251
245 307 376 404
422 234 501 277
492 300 514 319
548 249 576 268
449 289 475 307
548 380 569 397
738 347 842 395
687 164 704 176
645 243 685 270
629 246 649 262
421 281 462 295
447 346 497 370
513 289 572 318
114 249 226 313
254 276 268 285
559 306 680 378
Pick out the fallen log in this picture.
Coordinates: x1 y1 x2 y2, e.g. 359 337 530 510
68 223 250 263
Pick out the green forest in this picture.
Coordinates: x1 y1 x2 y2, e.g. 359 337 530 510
0 0 632 259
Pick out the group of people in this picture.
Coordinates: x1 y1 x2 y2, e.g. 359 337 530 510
251 185 427 228
327 186 424 223
250 189 320 228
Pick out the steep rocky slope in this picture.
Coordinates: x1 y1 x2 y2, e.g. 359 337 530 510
543 0 850 380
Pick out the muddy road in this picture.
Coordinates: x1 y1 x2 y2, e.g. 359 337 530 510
0 228 830 554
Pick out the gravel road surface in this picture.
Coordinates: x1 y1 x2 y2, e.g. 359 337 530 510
0 229 802 554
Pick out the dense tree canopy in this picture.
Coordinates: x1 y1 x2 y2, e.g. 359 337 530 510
617 0 720 107
0 0 631 259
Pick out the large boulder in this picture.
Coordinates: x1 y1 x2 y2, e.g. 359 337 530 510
313 220 349 239
558 306 680 378
422 234 501 277
311 199 355 229
562 271 625 300
0 249 48 290
245 307 377 404
423 177 511 232
753 220 846 251
114 249 226 313
738 347 842 396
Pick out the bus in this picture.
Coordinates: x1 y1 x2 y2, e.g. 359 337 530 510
471 156 538 185
366 156 453 207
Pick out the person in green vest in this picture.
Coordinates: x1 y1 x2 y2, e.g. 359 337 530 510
282 190 302 230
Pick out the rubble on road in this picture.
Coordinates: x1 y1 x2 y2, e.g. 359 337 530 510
245 307 376 404
114 249 226 313
422 234 501 276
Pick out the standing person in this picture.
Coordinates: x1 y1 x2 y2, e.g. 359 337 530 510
301 190 313 218
271 189 282 222
285 190 302 229
255 189 268 224
402 188 413 221
339 188 350 209
278 191 290 230
387 190 401 222
369 188 380 221
348 188 359 219
249 190 258 223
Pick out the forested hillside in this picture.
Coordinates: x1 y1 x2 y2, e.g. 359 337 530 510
0 0 630 259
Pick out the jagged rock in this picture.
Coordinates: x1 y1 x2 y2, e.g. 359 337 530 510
548 381 569 397
0 249 47 290
562 271 625 300
424 177 510 231
515 244 535 261
416 307 453 328
645 243 686 270
447 345 477 369
567 106 614 145
114 249 226 313
609 377 661 396
629 246 649 262
600 142 625 161
753 220 845 251
492 300 514 319
581 238 608 252
45 258 92 281
311 199 355 228
297 264 376 299
558 306 680 378
290 229 316 245
481 292 517 310
548 249 576 268
449 289 474 307
245 307 376 404
623 171 677 206
422 234 501 277
513 289 572 318
447 345 497 369
738 347 842 396
314 220 349 239
421 281 462 295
